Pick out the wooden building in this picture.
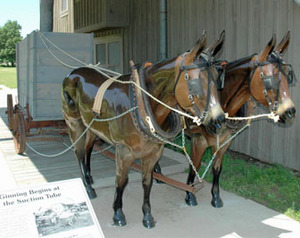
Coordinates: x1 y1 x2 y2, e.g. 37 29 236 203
50 0 300 171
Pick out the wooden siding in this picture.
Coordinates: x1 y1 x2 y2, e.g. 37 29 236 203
73 0 130 32
53 0 74 32
167 0 300 171
123 0 160 69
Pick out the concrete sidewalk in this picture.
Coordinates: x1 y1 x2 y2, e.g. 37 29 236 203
0 87 299 238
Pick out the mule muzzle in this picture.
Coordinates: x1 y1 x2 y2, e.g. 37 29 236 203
205 113 226 135
278 107 296 124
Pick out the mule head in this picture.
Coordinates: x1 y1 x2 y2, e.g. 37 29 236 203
250 32 296 124
174 30 226 134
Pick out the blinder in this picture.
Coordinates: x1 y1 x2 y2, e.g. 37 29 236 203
282 64 296 84
262 75 278 90
186 77 205 98
267 51 296 84
210 60 226 90
216 65 225 90
174 52 215 124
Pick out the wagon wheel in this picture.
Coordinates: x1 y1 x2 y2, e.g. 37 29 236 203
6 94 14 130
13 111 26 154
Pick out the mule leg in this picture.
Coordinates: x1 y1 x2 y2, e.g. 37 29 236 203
112 145 133 227
185 135 208 206
85 130 96 184
153 161 165 184
68 120 97 199
140 146 164 228
210 143 231 208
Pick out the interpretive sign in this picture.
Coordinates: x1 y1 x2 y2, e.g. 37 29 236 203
0 178 105 238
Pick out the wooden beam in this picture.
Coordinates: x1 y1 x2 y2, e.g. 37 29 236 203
94 145 204 194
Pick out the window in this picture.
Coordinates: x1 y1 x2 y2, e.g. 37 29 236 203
61 0 68 14
95 34 123 73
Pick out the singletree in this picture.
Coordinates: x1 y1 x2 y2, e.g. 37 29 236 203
0 20 22 66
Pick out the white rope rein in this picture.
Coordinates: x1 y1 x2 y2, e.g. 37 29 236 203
26 119 95 158
226 112 280 123
25 107 138 157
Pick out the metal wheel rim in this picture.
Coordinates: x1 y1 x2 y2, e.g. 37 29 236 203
13 111 26 154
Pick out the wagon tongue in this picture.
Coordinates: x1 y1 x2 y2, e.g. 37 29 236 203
191 180 205 194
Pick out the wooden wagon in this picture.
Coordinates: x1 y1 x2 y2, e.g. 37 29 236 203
6 31 94 154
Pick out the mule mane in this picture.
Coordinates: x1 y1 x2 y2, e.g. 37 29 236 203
220 54 257 119
146 56 177 73
226 54 256 72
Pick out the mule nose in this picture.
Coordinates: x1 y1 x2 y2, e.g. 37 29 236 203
217 114 226 124
290 107 296 117
206 112 226 135
285 107 296 120
279 107 296 124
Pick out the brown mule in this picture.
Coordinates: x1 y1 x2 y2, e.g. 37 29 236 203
184 32 296 208
61 31 226 228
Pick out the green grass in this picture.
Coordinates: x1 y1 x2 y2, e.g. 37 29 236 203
0 66 17 88
166 137 300 222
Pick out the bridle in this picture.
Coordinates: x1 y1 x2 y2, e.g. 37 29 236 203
251 51 295 113
174 52 217 124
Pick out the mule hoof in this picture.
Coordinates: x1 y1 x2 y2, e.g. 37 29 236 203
185 192 198 206
87 188 97 199
113 209 127 227
143 213 155 229
211 196 223 208
87 175 94 184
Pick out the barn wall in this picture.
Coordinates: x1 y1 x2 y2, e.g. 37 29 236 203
122 0 160 70
53 0 74 33
167 0 300 171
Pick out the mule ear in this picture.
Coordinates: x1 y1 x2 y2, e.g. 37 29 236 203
207 30 225 57
274 31 290 55
258 33 276 61
186 30 207 64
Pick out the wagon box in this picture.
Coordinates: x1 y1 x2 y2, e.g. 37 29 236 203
16 31 94 121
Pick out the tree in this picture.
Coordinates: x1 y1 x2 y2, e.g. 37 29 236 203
0 20 22 66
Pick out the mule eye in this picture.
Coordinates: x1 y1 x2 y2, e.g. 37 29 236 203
185 73 189 80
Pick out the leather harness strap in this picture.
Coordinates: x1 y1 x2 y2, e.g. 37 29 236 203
92 76 118 114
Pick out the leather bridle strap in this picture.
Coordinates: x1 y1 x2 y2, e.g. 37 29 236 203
257 63 281 112
174 53 214 123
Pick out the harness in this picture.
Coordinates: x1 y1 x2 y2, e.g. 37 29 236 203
129 53 219 142
251 51 295 113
